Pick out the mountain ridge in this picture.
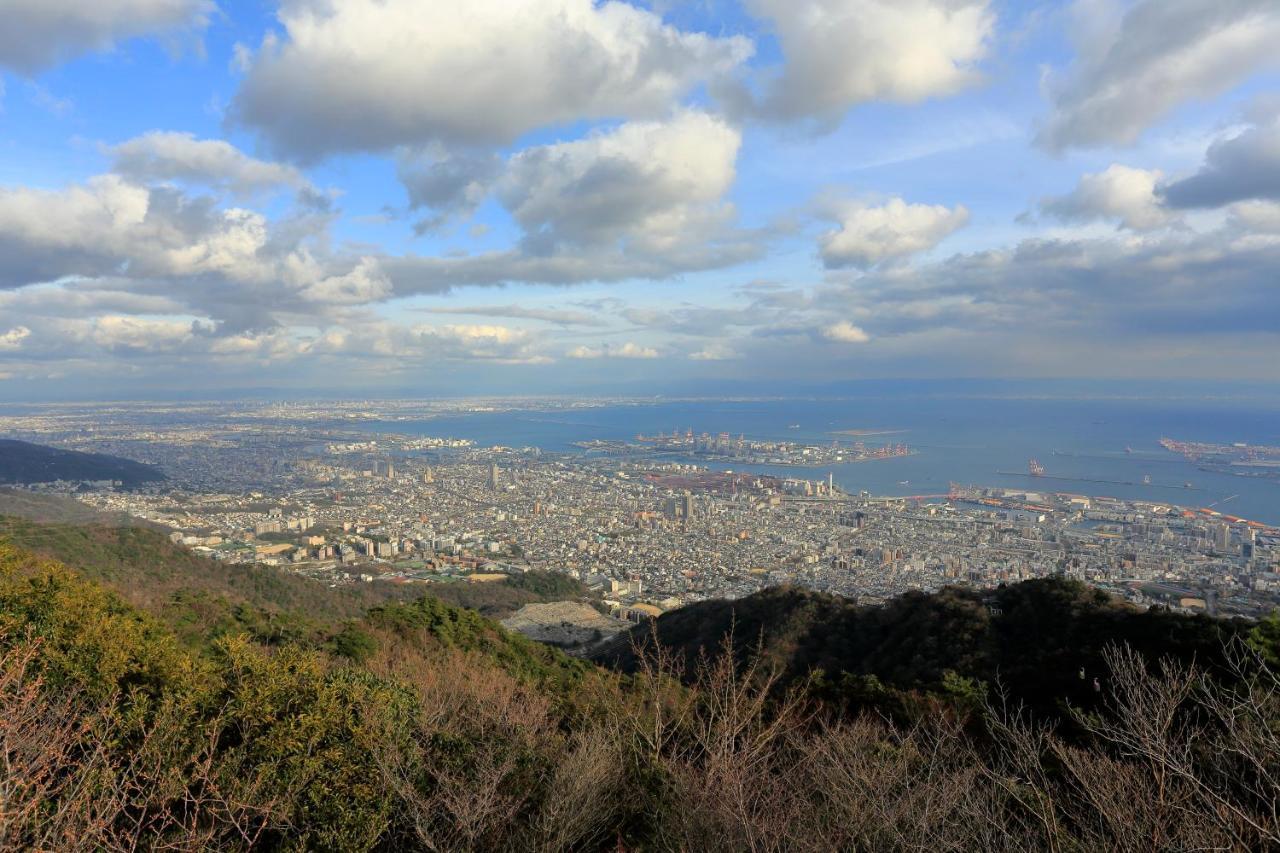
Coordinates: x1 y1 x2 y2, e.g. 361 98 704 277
0 438 165 487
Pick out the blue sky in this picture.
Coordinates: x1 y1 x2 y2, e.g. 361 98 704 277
1 0 1279 399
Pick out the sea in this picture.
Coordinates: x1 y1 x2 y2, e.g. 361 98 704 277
352 395 1280 526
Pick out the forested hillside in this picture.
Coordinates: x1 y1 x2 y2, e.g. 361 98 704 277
2 529 1278 850
0 439 165 487
595 579 1254 721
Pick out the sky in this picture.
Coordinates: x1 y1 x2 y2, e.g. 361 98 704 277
0 0 1278 399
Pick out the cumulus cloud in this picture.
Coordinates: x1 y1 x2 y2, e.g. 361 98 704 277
737 0 992 123
0 0 211 74
383 113 763 293
0 172 416 339
499 111 741 254
1038 0 1280 151
233 0 751 159
820 198 969 269
820 320 871 343
413 324 546 362
109 132 316 199
1042 164 1175 231
0 175 280 288
1162 117 1280 208
297 258 391 306
89 314 204 353
567 342 659 359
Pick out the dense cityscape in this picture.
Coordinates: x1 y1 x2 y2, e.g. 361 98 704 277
3 400 1277 631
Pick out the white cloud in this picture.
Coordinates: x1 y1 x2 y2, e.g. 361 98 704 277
0 175 281 287
821 321 870 343
414 324 549 363
499 111 741 253
233 0 751 159
820 198 969 268
1042 165 1175 231
297 258 391 305
0 326 31 351
739 0 992 123
0 0 212 74
90 315 201 352
1038 0 1280 151
109 132 315 198
567 341 658 359
423 324 527 346
383 112 762 293
0 173 416 335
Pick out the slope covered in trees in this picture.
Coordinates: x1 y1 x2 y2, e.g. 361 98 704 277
2 527 1279 850
0 490 594 645
594 579 1253 720
0 439 164 487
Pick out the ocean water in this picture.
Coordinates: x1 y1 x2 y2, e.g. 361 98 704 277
356 396 1280 525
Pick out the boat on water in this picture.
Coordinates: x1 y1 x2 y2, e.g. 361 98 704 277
898 480 910 486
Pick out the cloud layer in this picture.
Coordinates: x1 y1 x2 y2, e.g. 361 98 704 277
2 0 1279 391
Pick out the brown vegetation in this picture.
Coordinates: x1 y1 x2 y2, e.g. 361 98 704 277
2 537 1279 851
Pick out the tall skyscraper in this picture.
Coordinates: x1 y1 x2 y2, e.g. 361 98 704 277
488 463 500 491
1213 523 1231 551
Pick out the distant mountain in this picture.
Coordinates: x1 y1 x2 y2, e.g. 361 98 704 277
0 438 164 487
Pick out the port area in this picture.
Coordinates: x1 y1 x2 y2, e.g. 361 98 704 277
1159 437 1280 481
572 429 912 467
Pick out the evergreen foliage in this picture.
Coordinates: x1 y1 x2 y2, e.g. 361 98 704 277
2 531 1278 851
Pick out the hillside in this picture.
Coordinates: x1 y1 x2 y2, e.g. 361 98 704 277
0 508 404 648
1 526 1278 850
594 579 1253 719
0 438 164 487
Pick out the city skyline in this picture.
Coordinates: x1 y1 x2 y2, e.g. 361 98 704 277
2 0 1280 398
